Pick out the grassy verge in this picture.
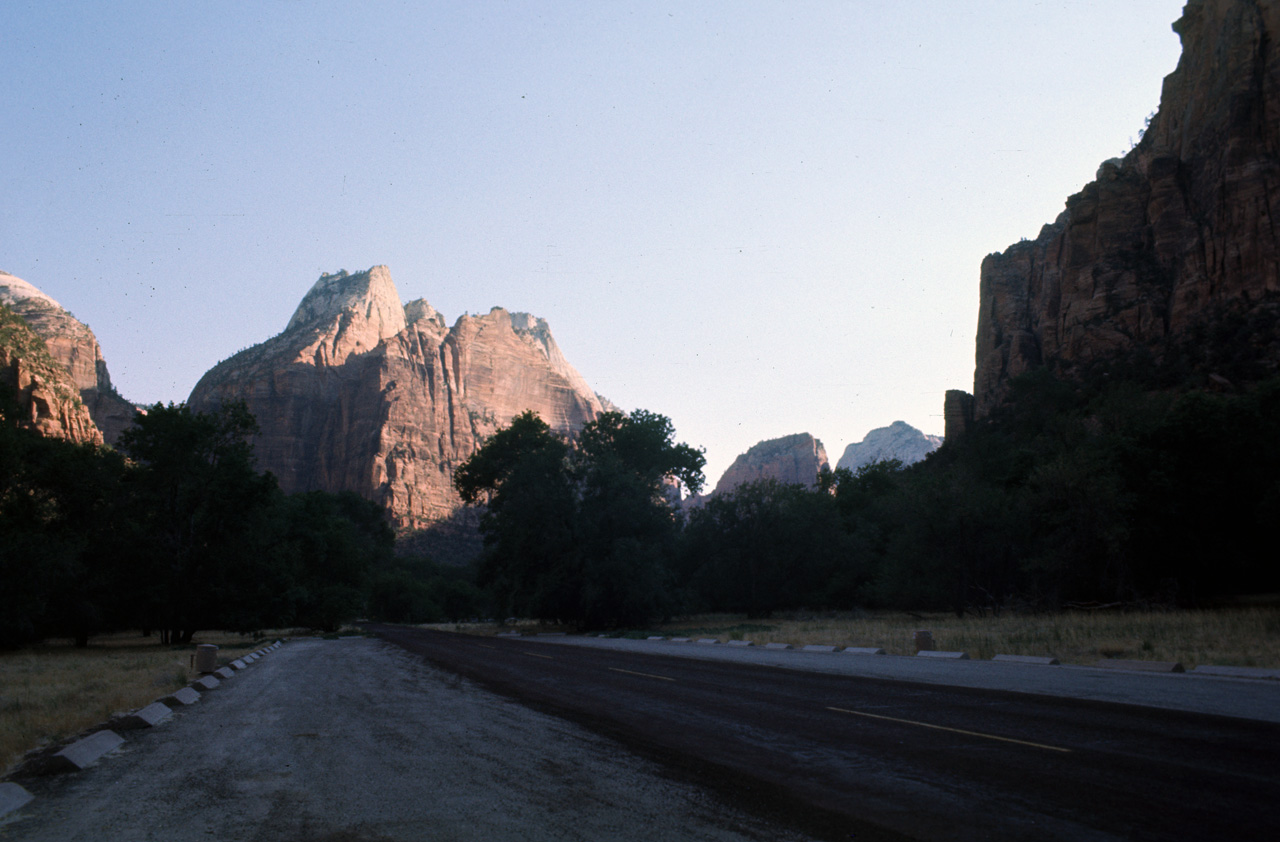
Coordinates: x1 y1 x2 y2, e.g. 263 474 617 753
0 630 279 777
456 609 1280 669
645 609 1280 667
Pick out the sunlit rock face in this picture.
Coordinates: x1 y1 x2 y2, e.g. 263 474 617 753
0 303 102 444
0 271 136 443
836 421 941 472
711 433 830 496
188 266 608 528
974 0 1280 416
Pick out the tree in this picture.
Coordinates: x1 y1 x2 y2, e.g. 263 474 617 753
117 401 279 643
454 408 704 628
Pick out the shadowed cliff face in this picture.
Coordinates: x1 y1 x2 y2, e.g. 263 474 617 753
187 266 607 528
0 272 136 443
975 0 1280 416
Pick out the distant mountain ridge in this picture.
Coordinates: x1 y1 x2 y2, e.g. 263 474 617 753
188 265 610 529
836 421 941 472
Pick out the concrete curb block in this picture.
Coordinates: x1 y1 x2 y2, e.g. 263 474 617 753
843 647 887 655
1096 659 1184 673
213 667 235 679
231 659 248 669
0 782 34 818
764 643 792 650
191 675 220 691
646 636 666 641
994 654 1060 665
51 730 125 772
1191 665 1280 680
726 640 754 647
802 644 839 652
164 687 201 706
669 637 692 643
696 638 719 645
917 650 970 659
114 702 173 730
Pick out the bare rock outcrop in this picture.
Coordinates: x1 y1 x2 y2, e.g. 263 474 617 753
836 421 941 473
0 271 138 443
0 304 102 444
974 0 1280 416
188 266 608 528
710 433 830 497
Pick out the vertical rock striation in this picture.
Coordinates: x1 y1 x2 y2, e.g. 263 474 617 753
187 266 608 528
974 0 1280 416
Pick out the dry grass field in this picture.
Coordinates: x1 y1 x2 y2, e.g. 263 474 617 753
0 631 275 776
646 609 1280 667
455 608 1280 669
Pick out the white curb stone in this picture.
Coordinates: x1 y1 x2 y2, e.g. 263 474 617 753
696 638 719 645
213 667 235 679
116 702 173 729
669 637 691 643
191 676 220 691
764 643 792 650
646 636 666 641
994 654 1060 665
231 659 248 669
165 687 201 706
917 650 970 659
802 644 839 652
52 730 124 771
843 647 887 655
0 782 34 817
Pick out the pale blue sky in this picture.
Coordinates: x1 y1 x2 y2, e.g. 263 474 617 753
2 1 1186 484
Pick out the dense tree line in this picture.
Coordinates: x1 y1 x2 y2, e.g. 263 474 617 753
457 375 1280 628
0 391 482 647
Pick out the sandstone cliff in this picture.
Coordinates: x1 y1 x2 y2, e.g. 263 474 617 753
0 271 138 443
0 304 102 444
974 0 1280 417
187 266 608 528
836 421 941 473
710 433 830 497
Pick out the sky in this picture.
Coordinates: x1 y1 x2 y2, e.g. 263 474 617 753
1 0 1187 486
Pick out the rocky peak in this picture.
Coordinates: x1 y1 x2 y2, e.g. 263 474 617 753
712 433 830 496
285 266 407 366
836 421 941 473
0 304 102 444
189 264 609 530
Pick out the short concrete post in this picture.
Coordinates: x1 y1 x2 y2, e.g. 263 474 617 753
194 644 219 673
914 630 935 653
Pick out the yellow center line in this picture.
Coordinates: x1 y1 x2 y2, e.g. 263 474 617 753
826 707 1072 753
522 651 554 660
609 667 676 682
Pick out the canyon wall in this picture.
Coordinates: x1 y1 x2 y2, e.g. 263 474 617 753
974 0 1280 417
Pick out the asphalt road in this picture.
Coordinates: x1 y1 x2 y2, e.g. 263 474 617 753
1 638 817 842
373 625 1280 842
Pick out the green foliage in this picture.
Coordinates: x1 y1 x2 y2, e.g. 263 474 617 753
454 408 704 628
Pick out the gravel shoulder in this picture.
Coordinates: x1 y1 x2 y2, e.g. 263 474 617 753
0 638 818 842
528 635 1280 723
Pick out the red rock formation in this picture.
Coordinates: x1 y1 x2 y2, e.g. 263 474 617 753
710 433 830 496
974 0 1280 416
0 304 102 444
0 272 138 443
188 266 609 528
